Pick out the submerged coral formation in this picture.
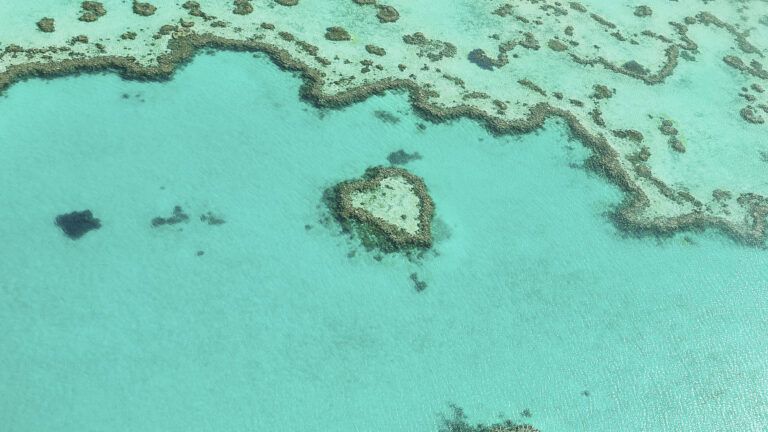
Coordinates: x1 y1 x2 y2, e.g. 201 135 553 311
439 406 539 432
327 166 434 252
325 26 351 41
151 205 189 227
36 18 55 33
79 1 107 22
2 1 768 245
387 149 422 165
55 210 101 239
132 1 157 16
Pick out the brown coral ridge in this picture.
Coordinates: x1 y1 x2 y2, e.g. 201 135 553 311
329 166 434 252
1 34 767 247
723 55 768 80
494 7 761 86
569 45 680 85
275 0 299 5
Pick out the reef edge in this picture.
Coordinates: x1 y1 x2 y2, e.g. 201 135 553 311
1 33 766 247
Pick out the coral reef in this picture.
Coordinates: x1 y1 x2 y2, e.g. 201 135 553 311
55 210 101 239
1 0 768 247
151 206 189 227
410 273 427 291
439 406 539 432
200 212 226 225
132 1 157 16
325 26 351 41
365 44 386 56
327 166 434 252
376 5 399 23
634 6 653 17
79 1 107 22
387 150 422 165
233 0 253 15
36 18 55 33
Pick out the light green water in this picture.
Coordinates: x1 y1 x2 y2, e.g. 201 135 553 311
1 50 768 432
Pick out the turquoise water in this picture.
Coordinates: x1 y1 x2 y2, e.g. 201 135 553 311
2 51 768 431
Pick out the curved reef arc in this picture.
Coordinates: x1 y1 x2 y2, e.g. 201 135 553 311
1 33 766 247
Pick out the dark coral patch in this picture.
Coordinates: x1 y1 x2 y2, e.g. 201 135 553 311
36 18 55 33
55 210 101 239
200 212 226 225
151 205 189 227
233 0 253 15
410 273 427 292
79 1 106 22
373 110 400 124
440 405 539 432
325 26 351 41
132 1 157 16
468 49 495 70
387 149 422 165
376 5 399 23
622 60 649 75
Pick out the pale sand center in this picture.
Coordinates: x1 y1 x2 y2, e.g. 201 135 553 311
349 176 421 235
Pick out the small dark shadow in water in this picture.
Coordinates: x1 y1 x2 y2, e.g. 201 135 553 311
410 272 427 292
387 149 422 165
200 212 226 225
151 205 189 227
55 210 101 239
373 110 400 124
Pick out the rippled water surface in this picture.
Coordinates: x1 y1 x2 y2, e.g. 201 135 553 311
2 51 768 432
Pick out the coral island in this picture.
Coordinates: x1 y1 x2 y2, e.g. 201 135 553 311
327 166 433 252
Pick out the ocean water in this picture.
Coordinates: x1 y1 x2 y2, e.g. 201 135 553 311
2 51 768 432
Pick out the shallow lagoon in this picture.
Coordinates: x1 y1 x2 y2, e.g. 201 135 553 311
1 52 768 432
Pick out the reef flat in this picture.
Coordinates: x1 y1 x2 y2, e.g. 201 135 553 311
2 1 768 244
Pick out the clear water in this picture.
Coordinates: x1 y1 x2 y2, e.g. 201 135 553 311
2 51 768 432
